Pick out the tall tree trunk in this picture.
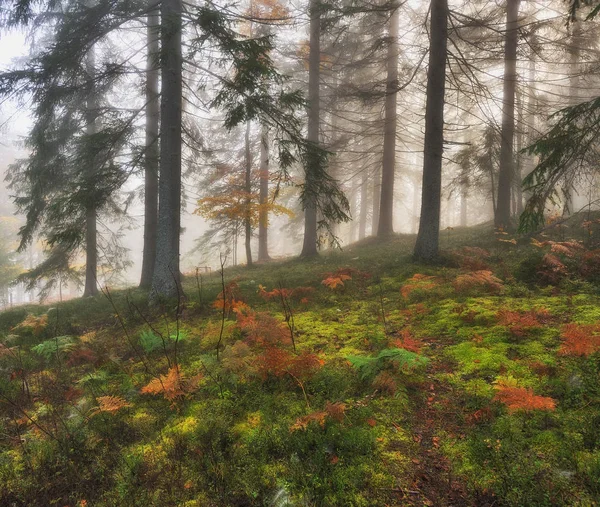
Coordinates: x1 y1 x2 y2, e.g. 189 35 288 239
244 121 253 266
300 0 321 257
258 125 271 262
377 1 400 237
151 0 182 299
372 163 381 234
358 171 368 240
460 184 468 227
564 19 582 216
140 7 160 289
495 0 520 229
83 46 98 297
515 84 524 215
412 171 420 233
413 0 448 261
348 176 359 244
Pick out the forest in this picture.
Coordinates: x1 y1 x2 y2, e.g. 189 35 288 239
1 0 600 505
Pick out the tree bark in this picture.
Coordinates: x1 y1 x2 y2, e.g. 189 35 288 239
244 120 253 266
563 19 582 216
83 45 98 297
377 1 400 237
358 171 368 240
413 0 448 261
258 125 271 262
300 0 321 257
140 6 160 289
151 0 183 299
514 84 524 215
460 185 468 227
495 0 520 230
372 163 381 235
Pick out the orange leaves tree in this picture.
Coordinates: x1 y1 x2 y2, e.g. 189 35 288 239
194 174 293 262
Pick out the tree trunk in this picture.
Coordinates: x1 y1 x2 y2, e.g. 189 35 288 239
514 83 524 215
83 45 98 297
140 6 160 289
413 0 448 261
245 121 253 266
377 1 400 237
300 0 321 257
151 0 183 299
257 125 271 261
564 19 582 216
372 163 381 235
495 0 520 230
460 184 468 227
358 171 368 240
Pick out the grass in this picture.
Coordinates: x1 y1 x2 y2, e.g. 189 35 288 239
2 224 600 506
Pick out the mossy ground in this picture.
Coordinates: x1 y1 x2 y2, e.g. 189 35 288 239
2 224 600 506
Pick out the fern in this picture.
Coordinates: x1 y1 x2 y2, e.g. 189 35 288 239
78 370 109 387
32 336 76 359
347 348 428 380
139 330 188 354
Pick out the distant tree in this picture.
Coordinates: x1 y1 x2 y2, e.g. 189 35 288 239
377 0 400 237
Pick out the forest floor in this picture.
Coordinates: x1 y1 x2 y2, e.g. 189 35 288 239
1 223 600 506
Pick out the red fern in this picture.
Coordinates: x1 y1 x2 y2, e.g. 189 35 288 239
559 323 600 356
493 380 556 412
141 366 202 403
497 310 542 337
453 270 503 294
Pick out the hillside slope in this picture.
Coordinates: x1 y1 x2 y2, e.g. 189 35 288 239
1 226 600 506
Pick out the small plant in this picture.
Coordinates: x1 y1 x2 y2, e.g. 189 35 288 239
91 395 132 416
347 348 428 380
453 270 503 294
141 366 202 404
558 323 600 357
493 379 556 412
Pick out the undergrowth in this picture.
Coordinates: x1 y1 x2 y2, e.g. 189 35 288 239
1 225 600 506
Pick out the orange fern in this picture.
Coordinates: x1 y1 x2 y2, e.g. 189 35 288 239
558 323 600 356
141 366 202 403
493 380 556 412
92 395 132 415
290 401 346 432
453 270 503 294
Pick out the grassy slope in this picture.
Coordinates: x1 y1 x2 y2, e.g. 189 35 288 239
1 225 600 506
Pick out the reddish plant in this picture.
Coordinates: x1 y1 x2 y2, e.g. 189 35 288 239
141 366 202 404
256 347 322 380
493 381 556 412
392 328 422 353
289 401 346 432
453 270 503 294
497 310 543 337
558 323 600 357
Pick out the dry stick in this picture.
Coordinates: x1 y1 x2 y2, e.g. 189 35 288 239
278 281 296 352
378 282 389 335
286 370 310 410
216 254 227 361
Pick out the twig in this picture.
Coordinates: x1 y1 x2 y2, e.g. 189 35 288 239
216 253 227 361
